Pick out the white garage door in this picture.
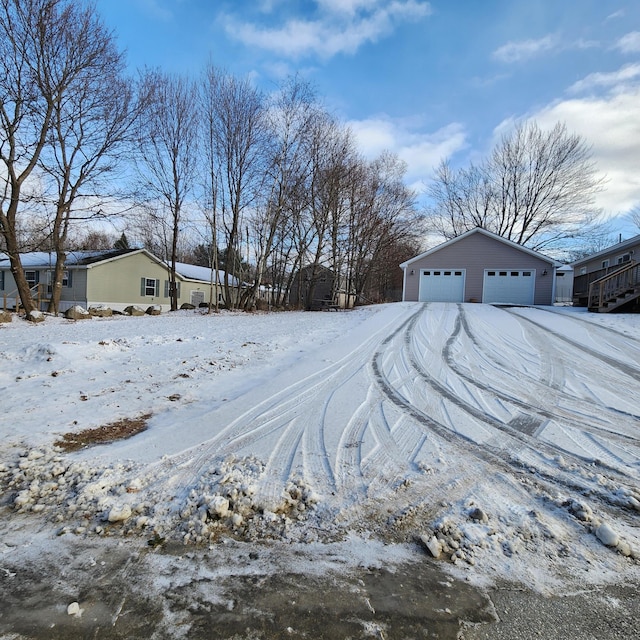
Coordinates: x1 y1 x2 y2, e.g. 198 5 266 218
483 269 535 304
419 269 465 302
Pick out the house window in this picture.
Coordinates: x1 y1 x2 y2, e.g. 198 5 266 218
0 270 4 290
423 271 430 276
499 271 507 276
602 259 609 269
523 271 532 277
454 271 462 276
141 277 159 297
46 270 70 294
25 270 38 288
580 267 587 275
617 253 631 264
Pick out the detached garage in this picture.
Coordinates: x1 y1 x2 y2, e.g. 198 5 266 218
400 228 557 305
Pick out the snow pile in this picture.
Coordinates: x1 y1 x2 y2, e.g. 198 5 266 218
168 456 322 545
1 445 322 545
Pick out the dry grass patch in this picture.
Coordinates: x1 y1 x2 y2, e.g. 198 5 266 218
55 413 152 452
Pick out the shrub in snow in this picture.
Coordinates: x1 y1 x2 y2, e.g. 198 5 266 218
0 310 11 323
146 305 162 315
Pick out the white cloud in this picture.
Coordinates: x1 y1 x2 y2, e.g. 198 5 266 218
492 34 558 63
568 63 640 94
605 10 625 21
492 33 599 64
615 31 640 53
523 81 640 217
223 1 431 59
348 116 467 191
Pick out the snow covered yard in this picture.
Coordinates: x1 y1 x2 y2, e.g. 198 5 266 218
1 302 640 638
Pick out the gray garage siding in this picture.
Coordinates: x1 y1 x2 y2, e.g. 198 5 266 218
402 230 554 305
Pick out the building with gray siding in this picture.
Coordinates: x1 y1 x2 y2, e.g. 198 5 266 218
400 228 557 305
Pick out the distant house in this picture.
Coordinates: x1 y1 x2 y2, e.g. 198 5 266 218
572 234 640 312
289 265 355 310
400 228 557 305
0 249 238 313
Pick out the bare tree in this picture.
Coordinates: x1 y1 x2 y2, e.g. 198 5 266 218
629 206 640 233
199 62 224 312
244 76 320 309
0 0 125 315
427 121 605 253
343 151 417 304
203 69 268 309
300 116 354 309
39 24 141 313
136 71 199 311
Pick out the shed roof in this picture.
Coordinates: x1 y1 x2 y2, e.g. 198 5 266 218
400 227 559 268
172 262 239 287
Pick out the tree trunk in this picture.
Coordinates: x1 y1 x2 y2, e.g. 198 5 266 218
1 202 35 315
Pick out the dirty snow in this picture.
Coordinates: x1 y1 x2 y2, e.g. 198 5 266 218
1 302 640 603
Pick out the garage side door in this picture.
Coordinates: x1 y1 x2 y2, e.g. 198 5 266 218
483 269 535 304
419 269 465 302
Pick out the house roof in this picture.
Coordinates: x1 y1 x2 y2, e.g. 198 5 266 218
0 249 139 268
0 250 238 285
399 227 558 268
172 262 239 287
572 233 640 267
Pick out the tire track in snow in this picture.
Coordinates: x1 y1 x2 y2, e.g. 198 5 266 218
253 418 306 512
149 306 421 508
451 306 640 443
372 305 640 515
504 308 640 382
523 306 640 350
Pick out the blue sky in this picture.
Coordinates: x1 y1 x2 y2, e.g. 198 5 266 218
95 0 640 238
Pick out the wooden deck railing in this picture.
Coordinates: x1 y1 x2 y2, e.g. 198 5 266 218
588 260 639 310
3 283 49 313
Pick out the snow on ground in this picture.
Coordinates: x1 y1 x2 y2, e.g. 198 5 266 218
1 302 640 602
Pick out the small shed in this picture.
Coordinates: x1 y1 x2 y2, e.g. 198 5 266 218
289 265 355 310
554 265 574 304
400 228 557 305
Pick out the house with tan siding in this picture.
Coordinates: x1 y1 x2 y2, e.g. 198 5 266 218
400 228 557 305
0 249 236 313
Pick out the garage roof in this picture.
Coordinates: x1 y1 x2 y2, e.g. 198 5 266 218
400 227 559 268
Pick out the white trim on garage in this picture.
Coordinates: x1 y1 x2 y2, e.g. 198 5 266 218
482 269 535 305
418 268 465 302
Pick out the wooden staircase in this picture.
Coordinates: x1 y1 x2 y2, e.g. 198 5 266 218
588 261 640 312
